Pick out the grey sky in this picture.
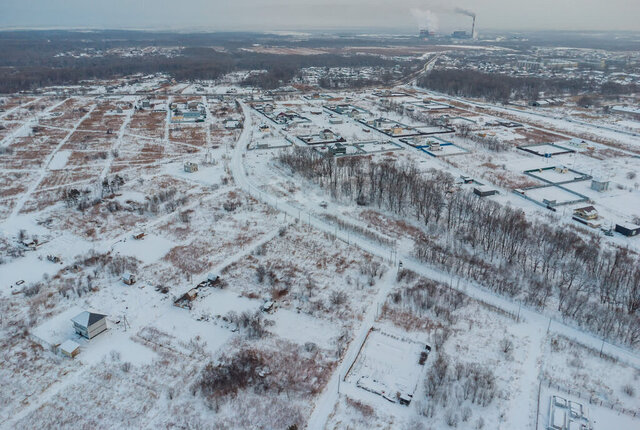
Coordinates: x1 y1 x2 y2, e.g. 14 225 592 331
2 0 639 32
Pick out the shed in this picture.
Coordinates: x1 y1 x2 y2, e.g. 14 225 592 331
122 272 136 285
133 231 145 240
261 300 275 313
331 143 347 155
590 179 610 192
71 312 108 339
59 340 81 358
473 186 498 197
174 289 198 309
184 162 199 173
615 223 640 237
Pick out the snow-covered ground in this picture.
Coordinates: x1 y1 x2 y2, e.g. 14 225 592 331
1 79 639 430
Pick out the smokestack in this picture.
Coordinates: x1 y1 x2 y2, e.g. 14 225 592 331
472 16 476 39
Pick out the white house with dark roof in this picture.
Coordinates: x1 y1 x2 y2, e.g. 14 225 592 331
71 311 108 340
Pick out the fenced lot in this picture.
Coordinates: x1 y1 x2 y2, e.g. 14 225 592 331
518 143 576 158
345 329 427 404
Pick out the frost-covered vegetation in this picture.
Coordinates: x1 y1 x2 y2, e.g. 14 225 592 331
279 148 640 347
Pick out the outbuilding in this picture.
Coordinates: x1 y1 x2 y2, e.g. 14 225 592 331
71 312 108 340
122 272 136 285
331 143 347 155
615 223 640 237
473 186 499 197
590 179 610 192
59 339 81 358
184 162 199 173
174 289 199 309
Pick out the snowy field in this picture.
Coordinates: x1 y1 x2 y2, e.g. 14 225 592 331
344 328 427 403
1 77 640 430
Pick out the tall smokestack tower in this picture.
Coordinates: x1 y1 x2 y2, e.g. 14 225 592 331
471 16 476 39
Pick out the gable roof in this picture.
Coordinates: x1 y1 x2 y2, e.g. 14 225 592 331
71 311 107 328
575 205 597 213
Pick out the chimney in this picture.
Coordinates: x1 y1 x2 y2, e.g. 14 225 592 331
471 16 476 39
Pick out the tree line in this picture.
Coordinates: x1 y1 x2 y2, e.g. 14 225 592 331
278 148 640 347
0 33 406 93
417 68 637 103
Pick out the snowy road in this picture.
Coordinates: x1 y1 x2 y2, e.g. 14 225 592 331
231 101 640 429
410 86 640 149
7 104 96 222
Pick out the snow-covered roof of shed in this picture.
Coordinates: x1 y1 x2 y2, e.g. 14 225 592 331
60 339 80 353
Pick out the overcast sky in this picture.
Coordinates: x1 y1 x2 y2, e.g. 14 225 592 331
2 0 639 33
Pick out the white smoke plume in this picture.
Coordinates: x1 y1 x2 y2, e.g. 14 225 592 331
411 8 439 32
454 7 476 18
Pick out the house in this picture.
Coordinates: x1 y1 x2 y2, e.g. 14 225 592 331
197 272 220 288
122 272 136 285
429 141 442 151
320 129 334 141
590 179 610 192
174 289 199 309
184 162 199 173
390 126 404 135
573 206 598 220
71 311 108 339
473 186 498 197
331 143 347 155
224 119 242 129
615 223 640 237
555 166 569 174
573 206 601 228
329 118 343 125
348 109 361 118
59 340 81 358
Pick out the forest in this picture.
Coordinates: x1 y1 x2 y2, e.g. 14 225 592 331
278 148 640 348
0 31 408 93
417 68 636 102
